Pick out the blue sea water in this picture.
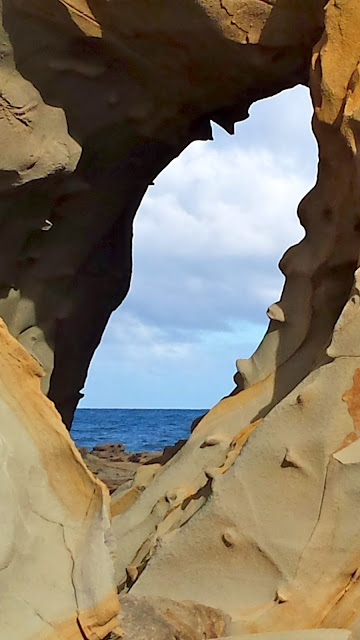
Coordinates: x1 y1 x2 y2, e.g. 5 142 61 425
72 408 207 452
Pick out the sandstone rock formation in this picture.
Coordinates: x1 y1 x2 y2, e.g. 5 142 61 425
118 594 230 640
5 0 360 639
0 0 324 427
111 1 360 637
107 0 360 638
80 442 161 493
0 318 120 639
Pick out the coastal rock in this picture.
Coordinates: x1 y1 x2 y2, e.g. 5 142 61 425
118 594 230 640
109 2 360 638
4 1 360 639
0 318 120 639
81 444 160 493
0 0 324 426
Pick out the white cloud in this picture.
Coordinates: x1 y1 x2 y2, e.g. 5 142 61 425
137 144 307 260
109 311 194 366
82 86 318 408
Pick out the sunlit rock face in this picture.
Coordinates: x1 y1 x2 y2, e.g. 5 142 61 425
5 1 360 639
0 319 120 640
0 0 324 427
112 2 360 638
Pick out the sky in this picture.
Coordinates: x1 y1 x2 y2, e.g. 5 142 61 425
80 85 318 410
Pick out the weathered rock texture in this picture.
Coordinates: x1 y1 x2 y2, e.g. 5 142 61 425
5 0 360 639
0 0 325 427
109 1 360 638
80 442 161 493
0 318 120 639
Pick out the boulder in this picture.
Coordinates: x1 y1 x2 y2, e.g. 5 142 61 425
118 594 230 640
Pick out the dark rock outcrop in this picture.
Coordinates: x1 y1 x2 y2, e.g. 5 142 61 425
0 0 325 427
79 442 160 492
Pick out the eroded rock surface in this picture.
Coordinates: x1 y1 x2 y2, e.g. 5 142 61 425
117 594 230 640
4 1 360 639
0 0 325 426
80 443 161 493
107 2 360 638
0 318 120 639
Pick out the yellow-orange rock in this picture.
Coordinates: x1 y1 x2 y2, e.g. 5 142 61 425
5 1 360 639
0 319 120 639
110 2 360 638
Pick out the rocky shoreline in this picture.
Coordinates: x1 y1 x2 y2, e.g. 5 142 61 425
78 442 162 493
79 437 189 493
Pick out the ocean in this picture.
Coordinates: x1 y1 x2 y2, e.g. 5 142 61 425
72 408 207 452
